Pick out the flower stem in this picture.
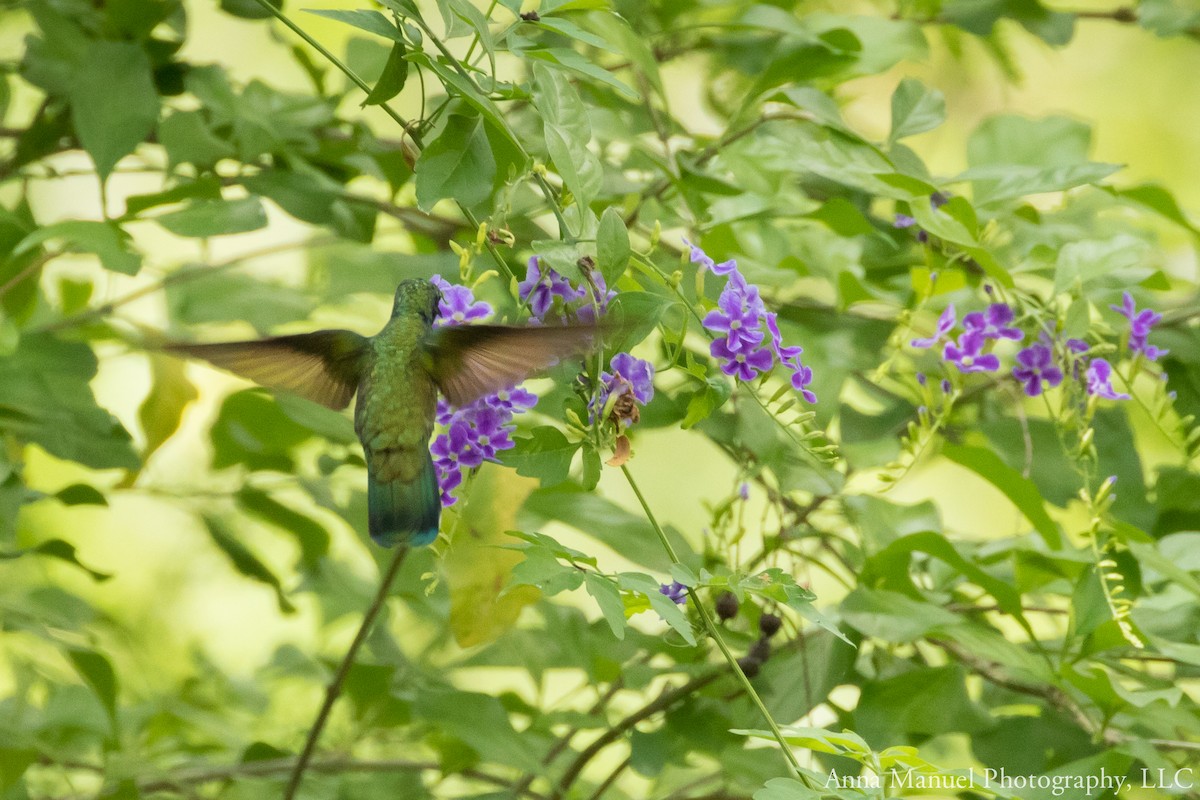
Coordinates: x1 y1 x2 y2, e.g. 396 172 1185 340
619 465 809 784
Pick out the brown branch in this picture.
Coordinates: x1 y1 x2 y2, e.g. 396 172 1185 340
41 755 547 800
283 545 411 800
933 637 1122 745
550 670 724 800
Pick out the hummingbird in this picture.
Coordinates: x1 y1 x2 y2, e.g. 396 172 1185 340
167 279 601 547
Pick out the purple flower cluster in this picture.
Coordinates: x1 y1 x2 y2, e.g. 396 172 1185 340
429 275 537 506
517 256 615 323
912 303 1018 374
590 352 655 428
1111 292 1168 361
689 242 817 403
911 294 1165 401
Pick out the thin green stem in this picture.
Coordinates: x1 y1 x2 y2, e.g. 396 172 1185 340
619 465 809 784
251 0 416 137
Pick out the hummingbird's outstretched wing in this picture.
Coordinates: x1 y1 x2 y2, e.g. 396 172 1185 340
424 323 602 407
165 331 371 410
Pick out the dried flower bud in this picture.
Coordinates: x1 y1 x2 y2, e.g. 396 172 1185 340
748 636 771 663
759 613 782 638
736 656 762 678
715 592 738 621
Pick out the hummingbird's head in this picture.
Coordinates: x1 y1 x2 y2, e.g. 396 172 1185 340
391 279 443 324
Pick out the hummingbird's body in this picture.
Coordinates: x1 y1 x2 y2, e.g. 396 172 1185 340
167 279 598 547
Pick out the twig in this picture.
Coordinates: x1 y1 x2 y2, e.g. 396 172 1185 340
0 249 61 300
583 755 630 800
282 545 411 800
550 671 723 800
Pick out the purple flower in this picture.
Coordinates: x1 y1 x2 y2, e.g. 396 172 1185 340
487 386 538 413
894 213 917 229
911 305 956 349
660 581 687 604
431 274 492 327
518 256 584 320
943 334 1001 373
738 482 749 500
1085 358 1130 401
940 379 952 394
684 238 738 276
1110 292 1167 361
609 352 654 404
703 284 766 352
692 242 815 401
429 278 530 506
1012 343 1064 396
576 269 618 324
962 303 1023 342
590 352 656 427
712 338 775 382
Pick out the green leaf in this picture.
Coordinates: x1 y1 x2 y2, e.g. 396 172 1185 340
524 46 640 101
888 78 945 143
499 426 579 487
533 63 602 208
304 9 405 42
942 444 1062 548
0 539 112 581
415 112 496 211
155 196 268 238
237 487 331 571
584 572 626 639
596 207 630 286
55 484 107 506
68 648 118 723
202 515 296 613
139 355 199 462
209 390 314 472
14 220 141 275
510 546 584 595
0 334 140 470
123 176 224 216
1116 183 1200 236
158 110 234 170
753 777 823 800
534 16 620 52
70 41 159 180
619 572 696 645
364 40 409 105
840 588 960 642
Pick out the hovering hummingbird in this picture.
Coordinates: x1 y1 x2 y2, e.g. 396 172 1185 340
167 279 601 547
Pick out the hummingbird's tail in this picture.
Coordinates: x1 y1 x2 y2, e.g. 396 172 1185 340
367 451 441 547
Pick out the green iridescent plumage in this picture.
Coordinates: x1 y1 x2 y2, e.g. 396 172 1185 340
167 279 599 547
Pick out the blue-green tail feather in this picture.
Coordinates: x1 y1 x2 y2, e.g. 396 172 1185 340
367 451 440 547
